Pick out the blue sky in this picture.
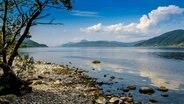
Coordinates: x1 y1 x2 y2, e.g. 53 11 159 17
30 0 184 46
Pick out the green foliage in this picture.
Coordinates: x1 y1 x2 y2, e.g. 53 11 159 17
136 29 184 47
15 55 35 78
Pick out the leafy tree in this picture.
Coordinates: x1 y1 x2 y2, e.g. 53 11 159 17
0 0 72 95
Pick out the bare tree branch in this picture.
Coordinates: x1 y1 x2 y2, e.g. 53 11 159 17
36 13 51 19
1 0 8 63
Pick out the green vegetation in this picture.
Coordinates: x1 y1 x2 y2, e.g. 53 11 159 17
61 40 143 47
136 29 184 47
21 39 48 48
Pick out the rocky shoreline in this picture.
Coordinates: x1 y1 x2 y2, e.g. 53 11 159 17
0 61 129 104
0 61 169 104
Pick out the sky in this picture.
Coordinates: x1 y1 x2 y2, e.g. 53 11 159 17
30 0 184 46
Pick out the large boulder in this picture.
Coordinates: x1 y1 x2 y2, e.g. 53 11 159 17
139 87 155 94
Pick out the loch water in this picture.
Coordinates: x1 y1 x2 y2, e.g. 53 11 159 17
19 47 184 104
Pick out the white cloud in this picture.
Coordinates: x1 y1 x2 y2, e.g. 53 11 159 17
80 5 184 39
71 10 99 17
137 5 184 30
80 23 103 32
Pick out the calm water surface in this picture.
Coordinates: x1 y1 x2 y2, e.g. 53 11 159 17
19 47 184 104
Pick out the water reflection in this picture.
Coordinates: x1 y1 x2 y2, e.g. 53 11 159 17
137 54 184 90
139 69 184 90
151 52 184 60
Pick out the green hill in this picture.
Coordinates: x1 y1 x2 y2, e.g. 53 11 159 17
0 31 47 48
61 40 144 47
21 38 48 47
136 29 184 47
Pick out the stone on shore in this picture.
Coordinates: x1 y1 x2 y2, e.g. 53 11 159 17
139 87 155 94
158 86 168 92
95 96 106 104
54 80 62 86
32 80 47 85
125 97 134 102
109 97 120 103
134 101 142 104
127 85 136 90
149 98 158 103
0 94 17 103
122 88 129 92
92 60 101 64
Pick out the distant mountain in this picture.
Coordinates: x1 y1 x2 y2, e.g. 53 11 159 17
61 40 143 47
21 38 48 47
136 29 184 47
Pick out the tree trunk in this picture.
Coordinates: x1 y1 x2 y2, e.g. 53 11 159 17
0 65 22 95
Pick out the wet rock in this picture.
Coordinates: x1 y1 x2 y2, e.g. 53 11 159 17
134 101 142 104
92 60 101 64
110 76 115 80
122 88 129 92
96 82 113 86
106 90 111 93
109 97 120 103
158 86 168 92
161 94 168 97
149 99 158 103
127 85 136 90
0 94 17 103
126 97 133 102
139 87 155 94
95 96 106 104
96 82 105 86
128 93 133 97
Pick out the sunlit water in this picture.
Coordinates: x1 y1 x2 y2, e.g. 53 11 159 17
19 47 184 104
